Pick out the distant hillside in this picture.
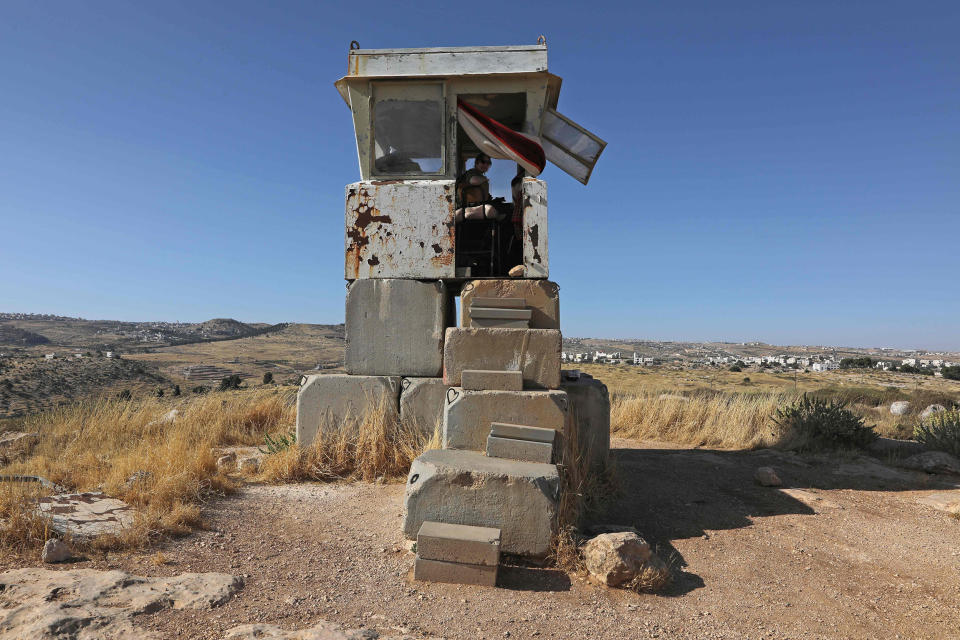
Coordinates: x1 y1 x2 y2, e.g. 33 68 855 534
0 324 50 347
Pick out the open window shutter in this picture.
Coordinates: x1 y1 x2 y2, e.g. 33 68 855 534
541 108 606 185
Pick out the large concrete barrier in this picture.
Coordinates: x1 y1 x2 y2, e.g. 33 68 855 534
403 449 558 557
399 377 448 439
442 328 561 390
560 372 611 472
295 374 400 447
442 388 567 451
345 279 450 377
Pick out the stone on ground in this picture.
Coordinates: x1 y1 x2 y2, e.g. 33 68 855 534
399 377 448 438
900 451 960 475
754 466 782 486
890 400 911 416
35 492 135 540
296 374 400 447
921 404 947 419
460 279 560 329
560 371 611 471
582 531 670 589
442 328 561 390
0 568 241 640
403 449 558 557
442 389 567 451
345 279 449 376
41 539 72 564
413 556 498 587
416 521 501 566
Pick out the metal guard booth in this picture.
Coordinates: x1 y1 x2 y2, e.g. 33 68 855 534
335 42 605 281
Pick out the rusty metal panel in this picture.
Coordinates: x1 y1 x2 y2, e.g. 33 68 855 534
345 180 456 280
521 178 548 279
347 45 547 78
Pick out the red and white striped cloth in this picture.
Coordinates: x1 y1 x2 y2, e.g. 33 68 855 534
457 98 546 177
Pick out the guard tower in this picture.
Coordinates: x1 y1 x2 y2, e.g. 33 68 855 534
296 42 610 585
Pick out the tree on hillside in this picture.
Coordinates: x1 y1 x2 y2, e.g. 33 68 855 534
262 372 274 385
840 357 874 369
942 366 960 381
218 374 243 391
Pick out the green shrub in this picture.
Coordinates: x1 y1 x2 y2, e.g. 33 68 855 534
942 366 960 381
262 372 274 385
218 375 243 391
914 410 960 458
772 394 878 450
729 365 742 372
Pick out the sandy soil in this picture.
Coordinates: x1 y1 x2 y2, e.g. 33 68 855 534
4 439 959 639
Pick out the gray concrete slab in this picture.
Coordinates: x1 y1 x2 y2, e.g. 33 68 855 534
490 422 557 443
399 377 448 439
471 318 530 329
345 279 450 377
295 374 400 447
468 307 532 320
416 521 501 566
443 389 567 451
460 370 523 391
443 328 561 390
404 449 559 557
460 280 559 329
413 557 498 587
486 435 553 463
560 371 611 472
471 297 525 308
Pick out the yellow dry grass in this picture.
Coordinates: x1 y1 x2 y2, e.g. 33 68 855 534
259 399 439 483
0 388 295 554
611 391 793 449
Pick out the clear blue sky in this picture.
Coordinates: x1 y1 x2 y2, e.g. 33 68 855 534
1 1 957 350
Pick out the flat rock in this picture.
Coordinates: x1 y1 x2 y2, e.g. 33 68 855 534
226 620 377 639
920 404 946 420
0 568 241 639
900 451 960 476
35 492 136 540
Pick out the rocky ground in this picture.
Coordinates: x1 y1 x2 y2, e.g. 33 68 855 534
1 440 959 639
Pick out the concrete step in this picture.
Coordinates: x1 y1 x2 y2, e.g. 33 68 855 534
468 307 533 321
470 296 526 309
470 318 531 329
413 556 498 587
403 449 558 557
416 521 501 566
486 435 554 463
490 422 557 443
461 370 523 391
460 280 559 329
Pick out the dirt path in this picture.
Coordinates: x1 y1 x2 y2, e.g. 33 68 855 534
3 440 959 639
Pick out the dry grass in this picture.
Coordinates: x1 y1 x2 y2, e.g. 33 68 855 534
259 399 438 484
0 389 295 553
611 391 794 449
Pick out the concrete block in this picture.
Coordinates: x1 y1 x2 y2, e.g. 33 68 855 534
560 372 611 472
471 297 525 308
520 178 549 278
471 318 529 329
414 557 498 587
443 389 567 451
468 307 532 321
345 279 449 377
460 279 559 329
490 422 557 443
461 370 523 391
399 377 448 439
443 328 561 390
295 374 400 447
416 521 501 566
486 435 554 463
403 449 559 556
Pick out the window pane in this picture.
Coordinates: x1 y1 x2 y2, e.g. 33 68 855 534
373 98 443 175
542 109 605 165
541 137 591 184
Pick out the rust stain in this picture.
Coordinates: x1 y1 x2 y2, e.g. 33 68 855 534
346 189 392 278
